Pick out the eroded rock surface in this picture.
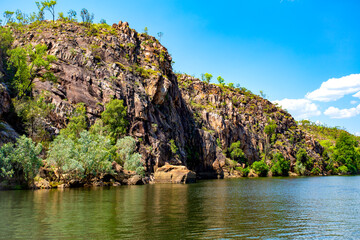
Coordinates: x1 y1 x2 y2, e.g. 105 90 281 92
154 164 196 184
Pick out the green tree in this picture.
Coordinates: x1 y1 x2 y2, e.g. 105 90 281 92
333 133 360 174
296 148 313 170
0 136 42 182
7 44 57 97
35 2 45 21
270 152 290 176
67 9 77 21
15 9 28 24
41 0 57 22
116 136 144 176
60 103 88 140
252 160 269 177
47 131 113 181
13 93 54 141
101 99 128 144
217 76 225 85
80 8 94 27
228 141 246 164
3 11 14 25
0 27 13 52
201 73 213 84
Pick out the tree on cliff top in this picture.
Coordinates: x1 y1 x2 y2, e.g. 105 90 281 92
40 0 57 22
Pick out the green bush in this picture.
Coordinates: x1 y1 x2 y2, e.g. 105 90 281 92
252 160 269 177
311 167 321 175
338 165 349 175
47 131 113 181
60 103 88 140
296 148 313 170
169 139 178 154
116 136 144 176
270 153 290 176
101 99 128 144
295 161 306 175
0 136 42 182
228 141 247 164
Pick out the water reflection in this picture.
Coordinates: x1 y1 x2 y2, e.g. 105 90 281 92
0 176 360 239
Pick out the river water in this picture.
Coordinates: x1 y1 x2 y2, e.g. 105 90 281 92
0 176 359 239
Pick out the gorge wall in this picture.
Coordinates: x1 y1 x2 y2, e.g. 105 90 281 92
1 20 324 177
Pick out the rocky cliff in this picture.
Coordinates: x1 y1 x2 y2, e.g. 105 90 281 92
1 20 324 177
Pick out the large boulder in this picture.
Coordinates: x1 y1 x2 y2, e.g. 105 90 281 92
154 165 196 184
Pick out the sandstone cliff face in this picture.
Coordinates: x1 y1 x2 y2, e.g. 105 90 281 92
5 21 323 176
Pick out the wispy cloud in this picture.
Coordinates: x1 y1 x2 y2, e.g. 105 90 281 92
274 98 321 119
306 74 360 102
324 104 360 119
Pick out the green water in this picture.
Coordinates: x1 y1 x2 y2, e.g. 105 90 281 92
0 176 359 239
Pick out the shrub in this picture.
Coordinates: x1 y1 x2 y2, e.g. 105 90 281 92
296 148 313 170
311 167 321 175
228 141 247 164
252 160 269 177
338 165 349 175
270 153 290 176
0 136 42 182
60 103 88 140
116 136 144 176
101 99 128 144
47 131 113 181
295 161 306 175
169 139 178 154
236 166 250 177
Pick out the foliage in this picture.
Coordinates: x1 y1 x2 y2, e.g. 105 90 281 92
40 0 57 22
47 131 113 180
67 10 77 21
0 27 13 52
144 27 148 35
201 73 212 84
60 103 88 140
228 141 246 164
101 99 128 144
169 139 178 154
296 148 313 170
311 167 321 175
100 19 106 24
217 76 224 85
3 11 15 25
0 135 42 182
35 2 45 21
332 133 360 174
116 136 144 176
264 120 276 137
338 165 349 175
80 8 94 27
7 44 57 97
294 161 306 175
13 94 54 141
252 160 269 177
270 152 290 176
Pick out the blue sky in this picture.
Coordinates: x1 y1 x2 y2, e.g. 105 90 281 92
2 0 360 135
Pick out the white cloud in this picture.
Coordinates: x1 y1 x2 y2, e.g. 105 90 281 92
353 91 360 99
355 132 360 137
274 98 321 119
306 74 360 102
324 104 360 119
350 100 358 105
